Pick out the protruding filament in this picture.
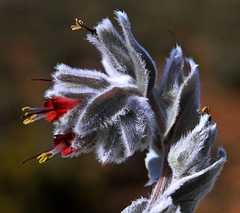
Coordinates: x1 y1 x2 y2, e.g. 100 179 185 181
37 152 53 163
23 114 37 125
22 97 81 124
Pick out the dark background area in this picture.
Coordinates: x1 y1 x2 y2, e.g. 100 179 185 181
1 0 240 212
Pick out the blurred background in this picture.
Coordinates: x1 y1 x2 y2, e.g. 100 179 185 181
1 0 240 212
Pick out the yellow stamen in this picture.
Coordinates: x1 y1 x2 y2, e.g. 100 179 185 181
23 119 34 125
23 114 37 125
197 106 211 115
30 114 37 119
71 18 84 31
37 152 53 163
22 106 31 111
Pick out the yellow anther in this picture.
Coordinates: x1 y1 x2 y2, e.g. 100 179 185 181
30 114 37 120
24 112 30 116
23 114 37 125
197 106 211 115
71 18 96 34
37 152 53 163
22 106 31 111
23 119 34 125
71 18 84 31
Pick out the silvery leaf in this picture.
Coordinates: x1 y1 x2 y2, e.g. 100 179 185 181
168 114 217 178
145 144 164 185
162 148 226 213
96 125 122 163
74 86 140 137
68 132 98 156
144 196 181 213
115 11 156 95
158 47 200 144
87 18 133 76
88 11 156 96
94 96 154 164
159 46 184 100
121 198 149 213
119 102 153 156
119 111 148 157
54 63 111 90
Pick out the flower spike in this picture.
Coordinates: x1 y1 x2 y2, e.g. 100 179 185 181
22 11 226 212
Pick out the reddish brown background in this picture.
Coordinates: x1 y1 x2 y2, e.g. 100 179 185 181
1 1 239 212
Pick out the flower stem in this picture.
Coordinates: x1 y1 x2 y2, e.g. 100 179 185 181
150 146 170 205
147 89 171 204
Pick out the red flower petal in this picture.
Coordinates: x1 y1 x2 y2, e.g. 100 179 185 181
45 111 58 122
62 147 72 156
45 97 80 121
23 97 81 124
53 133 76 146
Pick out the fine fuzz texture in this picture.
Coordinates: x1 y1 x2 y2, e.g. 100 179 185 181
139 46 226 213
23 11 226 213
24 11 156 164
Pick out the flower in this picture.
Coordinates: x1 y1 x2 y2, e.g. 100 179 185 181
22 97 80 124
23 11 157 164
23 133 76 164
